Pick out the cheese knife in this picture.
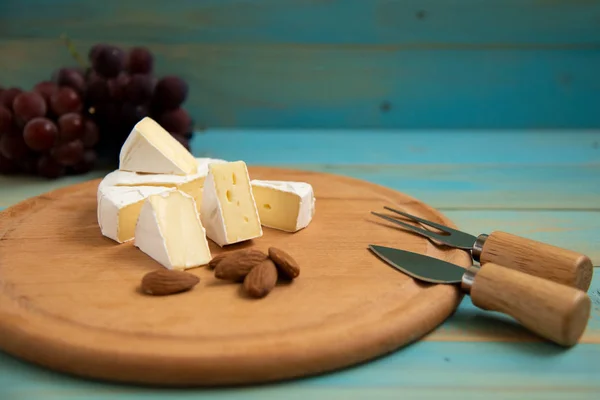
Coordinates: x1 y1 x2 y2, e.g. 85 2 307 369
371 206 594 291
368 244 591 347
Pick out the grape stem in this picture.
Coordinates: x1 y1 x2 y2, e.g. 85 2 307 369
60 33 89 69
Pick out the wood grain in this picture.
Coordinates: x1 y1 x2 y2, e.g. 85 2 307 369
0 167 472 386
469 262 591 347
1 43 599 129
2 0 599 44
480 231 594 290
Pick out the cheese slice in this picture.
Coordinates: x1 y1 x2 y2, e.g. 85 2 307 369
119 117 199 175
200 160 262 246
134 190 212 270
99 158 227 213
251 180 316 232
97 185 174 243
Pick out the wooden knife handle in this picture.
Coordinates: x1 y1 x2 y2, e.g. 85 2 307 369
468 262 591 347
478 231 593 291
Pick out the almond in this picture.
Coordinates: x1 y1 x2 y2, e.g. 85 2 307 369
208 253 228 269
141 269 200 296
268 247 300 280
243 259 278 298
214 249 268 281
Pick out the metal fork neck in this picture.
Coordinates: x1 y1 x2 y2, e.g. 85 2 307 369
471 234 488 262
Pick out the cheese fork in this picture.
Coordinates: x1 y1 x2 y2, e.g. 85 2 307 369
371 206 593 291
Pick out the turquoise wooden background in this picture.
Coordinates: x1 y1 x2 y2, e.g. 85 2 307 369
1 0 600 129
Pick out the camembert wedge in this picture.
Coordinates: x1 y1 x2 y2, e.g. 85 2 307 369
119 117 199 175
99 158 226 213
97 185 174 243
251 180 316 232
134 190 212 270
200 161 262 246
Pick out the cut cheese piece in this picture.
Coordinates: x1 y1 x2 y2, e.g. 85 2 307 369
200 160 262 246
119 117 199 175
97 185 174 243
251 180 316 232
99 158 227 213
134 190 212 270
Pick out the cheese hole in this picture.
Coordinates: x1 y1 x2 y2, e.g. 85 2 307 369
244 216 249 222
226 190 232 202
232 173 237 184
236 200 240 206
263 204 271 210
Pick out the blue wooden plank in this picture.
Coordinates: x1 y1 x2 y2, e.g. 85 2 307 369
190 130 600 164
306 164 600 210
0 341 597 399
1 40 600 129
1 131 600 209
1 0 599 45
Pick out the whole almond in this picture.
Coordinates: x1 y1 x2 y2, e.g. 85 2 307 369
268 247 300 279
214 249 268 281
208 253 228 269
244 259 278 298
141 269 200 296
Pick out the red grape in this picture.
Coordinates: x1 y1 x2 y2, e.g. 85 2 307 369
121 103 149 128
23 117 59 151
71 149 97 174
86 76 110 104
0 132 30 160
34 81 58 103
37 155 65 179
88 44 108 63
51 139 84 166
50 87 82 115
81 119 100 148
0 153 20 174
0 87 23 110
108 73 130 102
126 74 155 104
158 108 191 133
93 102 120 123
127 47 153 74
92 45 125 78
58 113 84 141
152 76 188 111
18 155 39 174
0 106 13 133
56 68 86 94
12 92 47 124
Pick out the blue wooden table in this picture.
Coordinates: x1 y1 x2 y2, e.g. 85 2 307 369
1 130 598 399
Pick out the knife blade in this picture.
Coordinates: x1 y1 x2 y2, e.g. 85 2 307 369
368 244 591 347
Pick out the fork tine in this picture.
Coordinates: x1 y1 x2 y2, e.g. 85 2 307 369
383 206 455 234
370 212 453 245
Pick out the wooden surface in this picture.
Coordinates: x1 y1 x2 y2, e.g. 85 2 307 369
480 231 593 290
0 130 599 398
470 262 591 347
1 0 600 129
0 167 472 386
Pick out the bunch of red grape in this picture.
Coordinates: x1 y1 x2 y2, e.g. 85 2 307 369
0 44 193 178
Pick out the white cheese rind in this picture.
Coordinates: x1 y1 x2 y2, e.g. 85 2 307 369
119 117 199 175
99 158 227 190
134 190 212 270
97 185 174 243
200 170 228 246
250 180 316 232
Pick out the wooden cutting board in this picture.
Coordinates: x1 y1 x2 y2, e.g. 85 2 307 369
0 167 471 386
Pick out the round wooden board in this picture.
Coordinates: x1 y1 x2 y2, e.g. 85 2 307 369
0 167 471 386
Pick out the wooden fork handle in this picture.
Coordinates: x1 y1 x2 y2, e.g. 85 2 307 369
467 262 591 347
477 231 593 291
